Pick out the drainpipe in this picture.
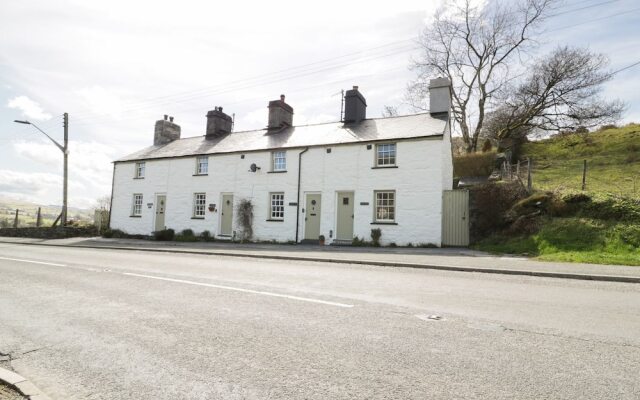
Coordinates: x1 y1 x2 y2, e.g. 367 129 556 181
107 163 116 229
295 147 309 243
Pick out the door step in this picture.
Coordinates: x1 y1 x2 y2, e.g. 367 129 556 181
299 239 319 245
330 239 352 246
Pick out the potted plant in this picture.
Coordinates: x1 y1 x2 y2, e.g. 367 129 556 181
318 234 325 246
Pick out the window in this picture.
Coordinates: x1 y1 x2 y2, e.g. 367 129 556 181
374 191 395 222
375 143 396 167
193 193 206 218
196 156 208 175
272 151 286 172
135 162 145 178
131 194 143 216
269 192 285 220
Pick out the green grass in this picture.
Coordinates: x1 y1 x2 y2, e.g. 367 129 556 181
475 217 640 266
522 124 640 198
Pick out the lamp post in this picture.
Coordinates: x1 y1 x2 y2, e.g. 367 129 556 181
14 113 69 226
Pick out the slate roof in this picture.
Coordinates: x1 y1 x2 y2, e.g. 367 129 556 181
116 113 447 162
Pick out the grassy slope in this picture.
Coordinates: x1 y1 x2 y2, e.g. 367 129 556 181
522 124 640 198
475 125 640 266
0 196 92 227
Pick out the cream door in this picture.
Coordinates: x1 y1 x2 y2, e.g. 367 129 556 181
304 194 322 240
154 195 166 231
336 192 354 241
221 194 234 236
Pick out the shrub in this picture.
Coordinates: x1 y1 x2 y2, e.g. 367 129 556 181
370 228 382 247
352 236 368 246
453 151 496 177
613 224 640 247
481 139 493 153
236 199 254 242
469 181 528 240
153 228 175 241
388 242 397 248
175 234 198 242
200 230 212 241
418 243 438 248
599 124 618 131
108 229 127 238
181 228 195 237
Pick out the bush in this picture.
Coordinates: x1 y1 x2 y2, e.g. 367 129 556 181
453 151 496 177
469 181 528 240
236 199 254 242
103 228 127 238
175 234 198 242
370 228 382 247
153 228 175 241
200 230 213 241
418 243 438 248
352 236 369 246
388 242 397 247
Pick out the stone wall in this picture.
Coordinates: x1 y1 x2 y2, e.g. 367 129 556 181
0 226 98 239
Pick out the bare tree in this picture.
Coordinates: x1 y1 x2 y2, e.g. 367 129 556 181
94 195 111 212
381 105 399 118
409 0 556 152
485 47 624 140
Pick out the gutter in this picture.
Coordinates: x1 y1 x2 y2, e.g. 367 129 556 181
295 147 309 243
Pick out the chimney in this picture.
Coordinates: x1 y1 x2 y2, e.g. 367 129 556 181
206 106 233 138
429 77 451 116
268 94 293 130
154 115 181 146
343 86 367 124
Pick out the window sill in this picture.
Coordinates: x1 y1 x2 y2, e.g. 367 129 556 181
191 217 205 220
266 219 284 222
371 165 398 169
193 173 208 176
129 215 142 218
267 170 287 174
371 221 397 225
133 177 145 179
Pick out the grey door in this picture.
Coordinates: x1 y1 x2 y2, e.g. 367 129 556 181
336 192 354 241
221 194 233 236
155 195 166 231
304 194 322 240
442 190 470 246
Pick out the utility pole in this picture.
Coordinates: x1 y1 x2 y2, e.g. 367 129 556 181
36 207 42 227
62 113 69 226
13 209 19 228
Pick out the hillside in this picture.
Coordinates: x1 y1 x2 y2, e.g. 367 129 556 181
522 124 640 198
0 196 93 227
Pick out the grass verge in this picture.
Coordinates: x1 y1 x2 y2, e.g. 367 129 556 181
474 217 640 266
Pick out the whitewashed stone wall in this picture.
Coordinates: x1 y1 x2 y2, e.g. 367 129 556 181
110 132 452 246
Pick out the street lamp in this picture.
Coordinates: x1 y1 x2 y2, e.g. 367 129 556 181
14 113 69 226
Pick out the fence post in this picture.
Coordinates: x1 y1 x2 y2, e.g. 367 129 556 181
581 159 587 191
13 209 19 228
36 207 42 227
527 158 532 193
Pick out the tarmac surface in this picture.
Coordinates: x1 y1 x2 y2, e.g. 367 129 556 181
1 242 639 399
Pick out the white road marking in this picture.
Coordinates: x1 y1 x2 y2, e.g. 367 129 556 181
123 272 355 308
0 256 68 267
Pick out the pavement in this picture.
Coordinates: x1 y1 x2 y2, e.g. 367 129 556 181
0 236 638 282
0 242 639 399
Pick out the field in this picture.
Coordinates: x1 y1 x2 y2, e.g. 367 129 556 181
0 196 93 227
523 124 640 198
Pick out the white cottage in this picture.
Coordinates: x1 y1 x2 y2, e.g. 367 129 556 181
109 79 454 246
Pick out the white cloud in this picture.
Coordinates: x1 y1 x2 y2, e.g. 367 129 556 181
7 95 52 120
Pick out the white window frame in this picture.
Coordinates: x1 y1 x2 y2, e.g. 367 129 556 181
135 162 145 178
196 156 208 175
269 192 285 220
193 193 206 218
272 151 287 172
375 143 396 167
131 193 143 216
374 190 396 222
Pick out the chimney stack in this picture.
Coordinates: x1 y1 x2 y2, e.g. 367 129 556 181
343 86 367 124
154 115 181 146
429 77 451 116
268 94 293 130
206 106 233 138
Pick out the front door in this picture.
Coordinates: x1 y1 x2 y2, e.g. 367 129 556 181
155 195 166 231
336 192 354 241
304 194 322 240
221 194 234 236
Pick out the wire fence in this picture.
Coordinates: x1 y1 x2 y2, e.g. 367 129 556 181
500 158 640 199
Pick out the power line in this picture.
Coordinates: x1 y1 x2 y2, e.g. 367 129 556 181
546 6 640 32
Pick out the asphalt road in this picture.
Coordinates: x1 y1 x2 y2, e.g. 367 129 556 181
0 243 639 400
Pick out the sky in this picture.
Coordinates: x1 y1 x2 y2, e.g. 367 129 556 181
0 0 638 209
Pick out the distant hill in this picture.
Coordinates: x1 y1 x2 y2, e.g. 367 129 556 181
521 123 640 198
0 196 93 227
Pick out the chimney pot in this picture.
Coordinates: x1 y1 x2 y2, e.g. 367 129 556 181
280 94 285 102
164 114 168 121
353 86 358 90
169 116 174 122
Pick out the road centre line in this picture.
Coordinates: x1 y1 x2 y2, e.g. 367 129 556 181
0 256 68 267
123 272 355 308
